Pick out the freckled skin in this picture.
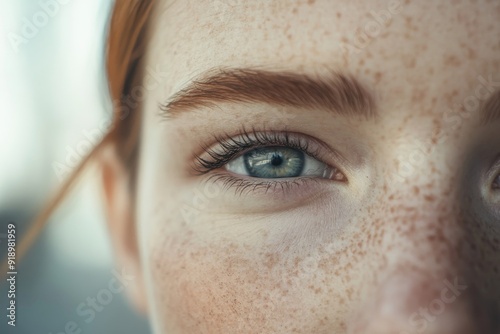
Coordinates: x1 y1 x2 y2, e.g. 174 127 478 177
130 0 500 333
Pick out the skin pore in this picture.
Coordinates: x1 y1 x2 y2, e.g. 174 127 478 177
102 0 500 333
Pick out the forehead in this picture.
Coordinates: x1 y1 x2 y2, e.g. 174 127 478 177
146 0 500 122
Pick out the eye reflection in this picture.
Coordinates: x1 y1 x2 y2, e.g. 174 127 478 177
226 146 334 179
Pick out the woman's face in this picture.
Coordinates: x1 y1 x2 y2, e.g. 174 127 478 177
125 0 500 332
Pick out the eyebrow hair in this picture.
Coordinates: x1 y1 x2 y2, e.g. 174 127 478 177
482 89 500 124
160 68 376 119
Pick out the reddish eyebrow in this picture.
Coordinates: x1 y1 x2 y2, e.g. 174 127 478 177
160 68 376 119
482 90 500 124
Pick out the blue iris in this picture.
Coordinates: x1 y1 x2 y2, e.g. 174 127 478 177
243 146 305 178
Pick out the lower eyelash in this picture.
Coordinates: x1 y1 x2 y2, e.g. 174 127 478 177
206 173 322 196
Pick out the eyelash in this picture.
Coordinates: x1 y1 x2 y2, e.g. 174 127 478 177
192 127 339 193
204 173 324 195
194 127 326 173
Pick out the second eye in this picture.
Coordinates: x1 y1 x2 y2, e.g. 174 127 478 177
226 146 336 179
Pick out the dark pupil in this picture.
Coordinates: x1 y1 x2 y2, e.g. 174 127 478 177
270 154 283 166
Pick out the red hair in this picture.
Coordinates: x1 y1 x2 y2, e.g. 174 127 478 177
13 0 155 266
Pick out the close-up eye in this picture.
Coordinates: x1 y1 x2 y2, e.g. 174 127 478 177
193 129 347 186
226 146 337 179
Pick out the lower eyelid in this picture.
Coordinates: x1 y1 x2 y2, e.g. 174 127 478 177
205 173 328 197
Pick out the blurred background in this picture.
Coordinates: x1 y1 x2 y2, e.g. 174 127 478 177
0 0 149 333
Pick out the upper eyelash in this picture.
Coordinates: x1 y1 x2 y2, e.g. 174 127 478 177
193 127 325 175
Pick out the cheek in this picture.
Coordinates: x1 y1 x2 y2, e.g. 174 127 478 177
142 207 369 333
137 176 500 333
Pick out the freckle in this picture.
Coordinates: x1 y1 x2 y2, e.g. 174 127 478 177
374 72 382 84
443 54 462 67
404 16 413 30
264 252 279 269
346 287 354 300
413 186 420 195
467 47 477 60
307 0 315 4
424 194 436 202
292 7 298 14
336 12 342 18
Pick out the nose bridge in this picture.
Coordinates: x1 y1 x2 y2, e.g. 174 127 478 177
376 131 468 273
380 171 463 275
347 141 500 333
351 190 498 333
